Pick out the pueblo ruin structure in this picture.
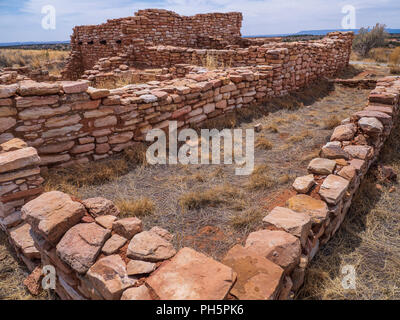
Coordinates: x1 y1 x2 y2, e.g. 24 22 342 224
2 9 399 301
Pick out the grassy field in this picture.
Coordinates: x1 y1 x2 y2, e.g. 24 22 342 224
0 48 69 76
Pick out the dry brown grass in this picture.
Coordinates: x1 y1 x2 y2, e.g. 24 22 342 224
255 136 273 150
287 130 313 143
0 49 69 75
230 208 264 231
115 197 155 218
179 184 244 210
321 115 341 129
0 231 53 300
389 47 400 74
44 145 147 196
247 164 276 190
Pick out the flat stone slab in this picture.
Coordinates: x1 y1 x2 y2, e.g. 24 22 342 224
9 222 40 259
23 191 86 244
121 285 152 300
102 234 127 255
263 207 311 247
18 80 61 96
56 223 111 274
222 245 284 300
86 254 136 300
343 145 373 160
127 230 176 262
95 215 117 229
286 194 329 224
320 142 350 160
245 230 301 272
82 197 120 217
0 147 40 173
292 174 315 193
307 158 336 175
319 174 350 205
112 217 142 239
146 247 236 300
126 260 156 276
0 138 27 153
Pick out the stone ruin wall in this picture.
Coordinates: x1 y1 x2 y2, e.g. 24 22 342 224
0 31 353 168
1 76 399 300
63 9 243 79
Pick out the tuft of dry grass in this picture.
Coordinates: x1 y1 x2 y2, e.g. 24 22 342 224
179 184 244 210
115 197 155 218
287 130 313 143
321 115 341 129
230 208 264 231
247 164 276 190
255 136 273 150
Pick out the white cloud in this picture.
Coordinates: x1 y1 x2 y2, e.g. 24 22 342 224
1 0 399 42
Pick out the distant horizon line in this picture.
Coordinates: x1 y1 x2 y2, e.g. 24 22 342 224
1 27 400 46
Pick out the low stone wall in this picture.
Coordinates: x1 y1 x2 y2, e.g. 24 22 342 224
1 76 399 300
1 31 352 168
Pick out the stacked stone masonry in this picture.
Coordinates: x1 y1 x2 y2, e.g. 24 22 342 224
1 76 399 300
1 34 353 167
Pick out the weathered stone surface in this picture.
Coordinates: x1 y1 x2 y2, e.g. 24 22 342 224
23 266 43 296
19 106 71 121
61 81 89 94
292 174 315 193
330 124 357 141
121 285 152 300
319 174 349 205
94 115 117 128
147 247 236 300
149 226 173 242
41 124 82 138
108 132 133 144
56 223 111 274
358 117 383 135
0 138 27 153
0 147 40 173
9 222 40 259
87 87 110 99
338 165 357 181
86 255 136 300
18 80 60 96
222 245 284 300
95 215 117 229
320 142 349 160
112 217 142 239
245 230 301 272
102 234 127 255
15 95 59 108
354 110 392 125
286 194 329 224
263 207 311 247
0 117 16 133
126 260 156 276
140 94 157 103
127 230 176 262
45 114 81 128
40 154 71 166
0 84 18 98
0 167 40 183
82 197 120 217
343 145 373 160
23 191 86 244
307 158 336 175
0 106 16 117
38 141 75 154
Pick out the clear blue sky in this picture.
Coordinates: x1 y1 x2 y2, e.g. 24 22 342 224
0 0 399 42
